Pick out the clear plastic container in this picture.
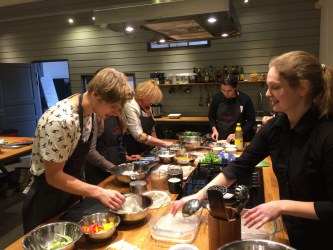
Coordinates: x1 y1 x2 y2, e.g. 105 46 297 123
148 202 202 243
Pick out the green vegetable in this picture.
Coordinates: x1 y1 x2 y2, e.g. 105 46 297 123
43 234 73 250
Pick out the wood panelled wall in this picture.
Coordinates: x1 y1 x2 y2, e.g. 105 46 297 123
0 0 320 116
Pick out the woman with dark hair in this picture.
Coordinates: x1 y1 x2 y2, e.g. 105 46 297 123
173 51 333 250
208 74 256 142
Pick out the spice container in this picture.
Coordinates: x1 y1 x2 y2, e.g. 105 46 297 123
151 169 168 190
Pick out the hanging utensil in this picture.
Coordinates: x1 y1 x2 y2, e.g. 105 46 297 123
199 86 203 106
234 185 250 217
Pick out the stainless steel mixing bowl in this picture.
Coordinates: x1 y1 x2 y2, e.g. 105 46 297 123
79 212 120 241
218 239 296 250
22 221 82 250
110 193 153 224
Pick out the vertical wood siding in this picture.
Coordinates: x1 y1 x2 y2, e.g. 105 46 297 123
0 0 320 116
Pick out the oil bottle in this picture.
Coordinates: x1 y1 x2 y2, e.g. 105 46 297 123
235 123 243 151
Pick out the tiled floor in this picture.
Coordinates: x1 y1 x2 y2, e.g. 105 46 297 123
0 190 25 249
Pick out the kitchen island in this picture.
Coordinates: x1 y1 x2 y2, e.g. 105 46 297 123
5 156 289 250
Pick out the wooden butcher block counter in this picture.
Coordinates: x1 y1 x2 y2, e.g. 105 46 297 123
5 156 289 250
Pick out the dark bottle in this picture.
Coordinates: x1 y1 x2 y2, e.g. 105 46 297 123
193 67 198 83
234 65 240 80
209 65 215 82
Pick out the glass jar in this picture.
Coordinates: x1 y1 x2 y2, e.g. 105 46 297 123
151 169 168 190
167 165 183 181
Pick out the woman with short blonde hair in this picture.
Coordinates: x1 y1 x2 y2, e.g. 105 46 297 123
123 79 173 155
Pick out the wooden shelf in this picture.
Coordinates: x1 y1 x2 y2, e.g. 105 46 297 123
158 81 266 87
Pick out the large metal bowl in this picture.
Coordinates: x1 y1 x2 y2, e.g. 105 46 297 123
22 221 82 250
109 163 149 184
110 193 153 224
218 239 296 250
176 131 202 140
179 136 205 148
79 212 120 241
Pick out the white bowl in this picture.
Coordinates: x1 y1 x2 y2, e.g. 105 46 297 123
169 243 199 250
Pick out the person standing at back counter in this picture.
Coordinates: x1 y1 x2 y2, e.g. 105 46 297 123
22 68 133 233
208 74 255 143
123 79 173 155
173 51 333 250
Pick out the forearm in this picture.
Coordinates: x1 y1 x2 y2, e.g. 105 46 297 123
196 172 236 200
279 200 318 220
46 170 104 199
87 149 114 171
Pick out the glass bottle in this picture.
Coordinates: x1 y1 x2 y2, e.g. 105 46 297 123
234 123 243 151
239 67 245 81
151 169 168 190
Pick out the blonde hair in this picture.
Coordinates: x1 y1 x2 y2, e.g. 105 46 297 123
135 79 163 104
87 68 133 104
269 51 333 119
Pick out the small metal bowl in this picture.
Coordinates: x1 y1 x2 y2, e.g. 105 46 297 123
79 213 120 241
22 221 82 250
173 154 197 165
110 193 153 224
109 163 149 184
157 150 175 164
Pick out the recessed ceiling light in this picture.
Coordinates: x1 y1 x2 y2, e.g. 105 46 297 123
159 39 166 43
125 26 134 32
68 18 74 24
208 17 217 23
244 0 249 3
221 33 229 37
92 16 95 21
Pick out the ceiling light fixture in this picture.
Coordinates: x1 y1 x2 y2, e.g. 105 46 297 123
159 38 166 43
208 17 217 23
92 16 95 21
244 0 249 3
221 33 229 37
68 18 74 24
125 26 134 32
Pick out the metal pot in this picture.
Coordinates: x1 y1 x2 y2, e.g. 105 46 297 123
218 239 296 250
151 103 163 117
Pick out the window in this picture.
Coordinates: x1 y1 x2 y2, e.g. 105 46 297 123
148 40 210 51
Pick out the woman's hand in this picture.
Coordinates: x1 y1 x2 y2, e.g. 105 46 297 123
211 131 219 141
262 116 273 125
242 200 281 229
226 133 235 143
126 154 141 161
171 193 200 216
98 188 125 210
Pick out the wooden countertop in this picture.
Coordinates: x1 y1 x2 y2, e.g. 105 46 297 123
155 116 209 123
5 154 289 249
0 137 33 162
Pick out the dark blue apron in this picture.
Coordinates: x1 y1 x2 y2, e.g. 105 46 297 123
22 94 94 233
216 95 242 140
124 109 156 155
85 116 126 185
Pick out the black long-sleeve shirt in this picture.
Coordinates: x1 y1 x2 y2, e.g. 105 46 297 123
208 91 255 142
222 109 333 250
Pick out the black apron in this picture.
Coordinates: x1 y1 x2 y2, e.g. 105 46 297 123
85 116 126 185
216 96 242 140
22 94 94 233
124 109 156 155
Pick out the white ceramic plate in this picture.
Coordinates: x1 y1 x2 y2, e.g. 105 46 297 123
168 243 199 250
168 113 181 119
142 190 170 209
